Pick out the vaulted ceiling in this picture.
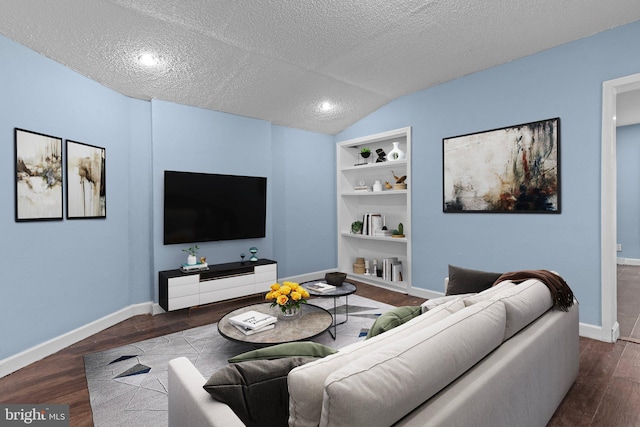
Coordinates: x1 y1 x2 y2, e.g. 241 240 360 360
2 0 640 134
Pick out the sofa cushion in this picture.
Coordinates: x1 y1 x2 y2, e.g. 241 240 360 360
445 265 502 295
489 278 554 340
228 342 337 363
287 298 465 427
421 293 474 313
319 300 507 427
462 279 516 306
203 356 314 427
366 306 423 338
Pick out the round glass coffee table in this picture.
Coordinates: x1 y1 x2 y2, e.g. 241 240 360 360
301 280 357 339
218 302 332 346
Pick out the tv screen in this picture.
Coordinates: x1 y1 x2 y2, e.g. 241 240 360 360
164 171 267 245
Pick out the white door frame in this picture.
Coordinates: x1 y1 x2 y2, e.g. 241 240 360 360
601 72 640 342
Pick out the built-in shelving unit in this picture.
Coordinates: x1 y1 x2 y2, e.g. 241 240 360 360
337 127 411 292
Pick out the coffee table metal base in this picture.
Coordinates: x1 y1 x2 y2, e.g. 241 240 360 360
302 281 357 339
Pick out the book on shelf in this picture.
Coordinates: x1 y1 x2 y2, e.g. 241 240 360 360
228 310 277 330
305 282 336 293
382 257 399 281
391 261 403 282
362 213 385 236
231 322 275 335
353 186 369 192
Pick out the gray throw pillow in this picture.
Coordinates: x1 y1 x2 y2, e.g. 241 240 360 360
446 264 502 295
203 356 314 427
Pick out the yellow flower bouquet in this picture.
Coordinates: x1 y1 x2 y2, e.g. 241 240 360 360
266 281 310 315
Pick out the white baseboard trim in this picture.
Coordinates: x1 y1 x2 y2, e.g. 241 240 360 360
617 257 640 266
0 301 155 379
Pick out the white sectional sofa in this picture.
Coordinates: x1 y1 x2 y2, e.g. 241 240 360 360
168 278 579 427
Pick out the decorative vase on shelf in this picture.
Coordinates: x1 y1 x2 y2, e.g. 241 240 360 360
387 142 405 161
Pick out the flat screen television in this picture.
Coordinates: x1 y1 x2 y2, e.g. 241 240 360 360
164 170 267 245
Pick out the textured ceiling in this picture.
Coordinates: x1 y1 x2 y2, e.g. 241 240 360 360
1 1 640 134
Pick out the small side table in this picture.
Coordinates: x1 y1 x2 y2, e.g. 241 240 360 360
302 280 357 339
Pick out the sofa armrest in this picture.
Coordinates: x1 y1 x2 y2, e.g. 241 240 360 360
168 357 245 427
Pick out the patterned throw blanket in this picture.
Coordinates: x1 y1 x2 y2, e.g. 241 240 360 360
493 270 575 311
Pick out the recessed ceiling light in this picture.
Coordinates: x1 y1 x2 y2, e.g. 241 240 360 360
319 101 334 112
137 52 159 67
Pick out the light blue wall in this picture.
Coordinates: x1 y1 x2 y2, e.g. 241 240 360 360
0 37 337 361
150 100 275 294
271 126 336 277
0 36 152 359
339 21 640 326
3 17 640 361
617 124 640 259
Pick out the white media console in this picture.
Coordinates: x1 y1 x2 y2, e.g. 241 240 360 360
159 259 277 311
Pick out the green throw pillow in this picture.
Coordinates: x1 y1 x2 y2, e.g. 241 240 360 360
228 341 337 363
446 264 502 296
203 356 315 427
366 306 422 339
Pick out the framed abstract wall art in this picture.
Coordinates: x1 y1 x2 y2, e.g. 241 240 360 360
66 140 106 219
15 128 63 221
443 118 560 213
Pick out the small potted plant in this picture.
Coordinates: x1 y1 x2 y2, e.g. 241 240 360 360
392 223 405 238
351 220 363 234
360 147 371 159
182 245 199 265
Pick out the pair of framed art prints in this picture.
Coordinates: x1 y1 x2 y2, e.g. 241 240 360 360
14 128 106 222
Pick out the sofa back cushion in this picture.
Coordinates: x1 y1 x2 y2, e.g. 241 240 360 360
319 300 507 427
489 278 554 340
287 298 465 427
462 279 516 306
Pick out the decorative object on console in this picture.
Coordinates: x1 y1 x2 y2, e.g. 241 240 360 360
266 282 310 318
66 140 106 219
325 272 347 287
375 148 386 162
387 141 405 161
391 170 407 190
14 128 63 222
182 245 199 265
250 246 258 261
240 253 246 262
443 117 560 213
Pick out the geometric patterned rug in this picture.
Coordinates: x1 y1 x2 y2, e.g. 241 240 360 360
83 294 394 426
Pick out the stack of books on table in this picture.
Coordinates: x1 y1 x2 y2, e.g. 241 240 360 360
305 282 336 293
229 310 277 335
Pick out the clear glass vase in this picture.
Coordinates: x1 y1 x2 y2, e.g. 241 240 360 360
279 305 300 320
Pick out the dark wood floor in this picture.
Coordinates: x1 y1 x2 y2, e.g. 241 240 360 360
1 273 638 426
548 265 640 426
0 281 425 426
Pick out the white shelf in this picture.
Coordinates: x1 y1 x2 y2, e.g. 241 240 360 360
342 159 408 171
341 190 407 196
341 232 407 243
337 127 411 292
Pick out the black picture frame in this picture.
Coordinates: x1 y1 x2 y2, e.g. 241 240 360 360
66 140 106 219
15 128 63 222
443 118 560 213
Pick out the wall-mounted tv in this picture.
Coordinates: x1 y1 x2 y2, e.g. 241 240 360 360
164 170 267 245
